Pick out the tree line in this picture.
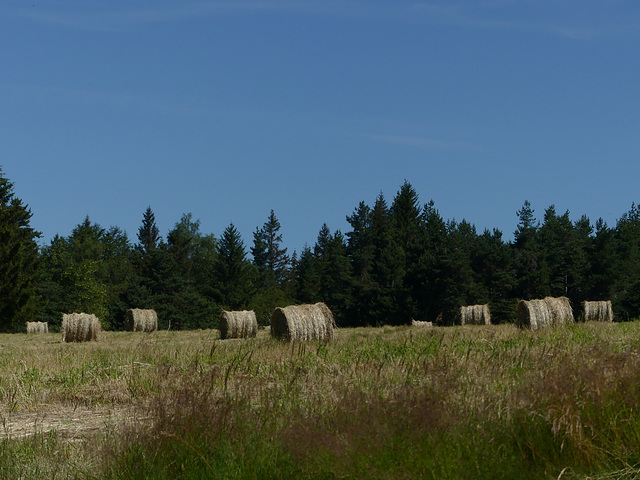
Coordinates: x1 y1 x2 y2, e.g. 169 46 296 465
2 169 640 332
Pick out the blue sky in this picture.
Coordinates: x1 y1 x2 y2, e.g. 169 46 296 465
1 0 639 254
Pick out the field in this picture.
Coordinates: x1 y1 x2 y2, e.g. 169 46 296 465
2 322 640 479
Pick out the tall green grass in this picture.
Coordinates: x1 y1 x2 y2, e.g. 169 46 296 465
2 324 640 478
98 323 640 480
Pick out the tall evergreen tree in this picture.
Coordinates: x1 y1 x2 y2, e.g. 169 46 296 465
160 213 216 329
589 218 616 302
612 204 640 319
295 245 321 303
369 193 405 325
471 228 515 323
512 201 548 300
314 226 353 324
213 224 255 310
137 206 160 258
37 217 133 329
0 170 40 331
346 201 376 326
251 210 289 288
414 200 448 323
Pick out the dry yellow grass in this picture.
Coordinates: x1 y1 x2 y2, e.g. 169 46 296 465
3 321 640 479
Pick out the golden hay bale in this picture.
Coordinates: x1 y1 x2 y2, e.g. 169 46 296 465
516 296 574 330
219 310 258 339
459 304 491 325
61 313 101 342
270 302 336 342
26 322 48 334
125 308 158 332
411 319 433 327
583 300 613 322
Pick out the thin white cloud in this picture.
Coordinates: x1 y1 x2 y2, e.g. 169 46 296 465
0 82 207 117
12 0 639 38
11 1 351 31
411 0 640 39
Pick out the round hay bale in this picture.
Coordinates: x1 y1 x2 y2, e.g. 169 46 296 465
516 296 574 330
411 319 433 327
125 308 158 333
26 322 48 334
61 313 101 342
583 300 613 322
219 310 258 339
459 304 491 325
270 302 336 342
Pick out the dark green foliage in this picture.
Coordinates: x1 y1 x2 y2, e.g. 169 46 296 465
154 213 217 330
512 200 548 300
213 224 256 310
315 226 353 324
295 245 321 304
345 201 377 326
252 210 290 288
136 206 160 257
0 170 40 331
23 177 640 328
369 193 406 325
472 229 515 323
37 218 133 330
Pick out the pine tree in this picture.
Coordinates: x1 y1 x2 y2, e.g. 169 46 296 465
589 218 616 302
295 245 321 303
0 170 40 331
512 201 548 300
471 228 515 323
390 182 425 322
251 210 289 288
314 226 353 324
137 206 160 258
414 200 448 323
346 201 376 326
611 204 640 319
37 217 134 329
213 224 255 310
369 193 405 325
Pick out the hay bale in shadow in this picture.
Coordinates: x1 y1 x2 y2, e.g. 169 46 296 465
62 313 101 342
583 300 613 322
125 308 158 332
219 310 258 339
411 319 433 327
26 322 48 334
460 304 491 325
270 302 336 342
516 296 574 330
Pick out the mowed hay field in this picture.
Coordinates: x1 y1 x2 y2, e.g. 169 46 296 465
2 323 640 479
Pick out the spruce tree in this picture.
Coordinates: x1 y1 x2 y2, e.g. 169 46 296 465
414 200 448 323
391 181 425 322
251 210 289 288
37 217 133 329
369 193 405 325
512 201 548 300
346 201 376 326
213 224 255 310
471 228 515 323
295 245 321 303
137 206 160 258
612 204 640 319
314 226 353 324
0 170 40 331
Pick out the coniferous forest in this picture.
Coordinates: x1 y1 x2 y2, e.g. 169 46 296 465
2 168 640 332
